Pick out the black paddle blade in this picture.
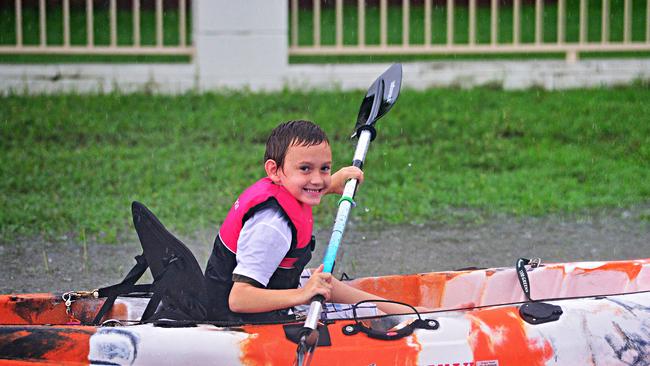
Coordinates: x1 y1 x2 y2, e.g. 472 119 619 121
353 63 403 138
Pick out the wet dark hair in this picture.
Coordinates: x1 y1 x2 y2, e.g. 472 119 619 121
264 120 330 169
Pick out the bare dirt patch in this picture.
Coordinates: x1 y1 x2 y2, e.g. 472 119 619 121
1 207 649 294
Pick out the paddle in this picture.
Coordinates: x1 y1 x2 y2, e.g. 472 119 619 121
295 63 403 366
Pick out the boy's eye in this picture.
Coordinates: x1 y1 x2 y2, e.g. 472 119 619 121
321 166 331 173
300 165 311 172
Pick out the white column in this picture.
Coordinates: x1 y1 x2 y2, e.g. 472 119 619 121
193 0 288 90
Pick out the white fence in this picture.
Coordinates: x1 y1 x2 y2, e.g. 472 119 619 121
1 0 650 93
4 0 650 59
3 0 192 56
289 0 650 62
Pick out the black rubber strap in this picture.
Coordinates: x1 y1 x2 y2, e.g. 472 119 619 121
343 299 439 341
140 255 182 322
516 257 536 301
93 254 149 324
140 254 191 322
312 294 326 304
355 124 377 141
141 290 163 322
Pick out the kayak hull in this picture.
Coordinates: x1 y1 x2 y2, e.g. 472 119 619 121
1 258 649 365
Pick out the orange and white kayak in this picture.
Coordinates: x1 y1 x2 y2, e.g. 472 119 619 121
1 257 649 365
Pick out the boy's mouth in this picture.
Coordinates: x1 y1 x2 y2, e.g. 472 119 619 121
304 188 323 194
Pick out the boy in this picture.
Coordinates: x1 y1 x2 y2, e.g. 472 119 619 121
205 120 412 322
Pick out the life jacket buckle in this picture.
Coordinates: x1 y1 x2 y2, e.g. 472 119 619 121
310 236 316 251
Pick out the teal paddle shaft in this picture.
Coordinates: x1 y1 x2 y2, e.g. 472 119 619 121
295 64 402 366
302 129 375 332
322 129 372 273
302 75 386 334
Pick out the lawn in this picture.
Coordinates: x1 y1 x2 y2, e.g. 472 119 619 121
1 86 649 243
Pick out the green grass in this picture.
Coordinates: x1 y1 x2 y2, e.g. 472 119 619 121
1 86 649 243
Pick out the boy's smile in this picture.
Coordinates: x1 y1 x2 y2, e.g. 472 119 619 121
267 142 332 206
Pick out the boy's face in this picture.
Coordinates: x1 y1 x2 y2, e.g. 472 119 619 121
267 141 332 206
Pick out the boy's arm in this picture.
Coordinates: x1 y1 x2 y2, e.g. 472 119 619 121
229 264 333 313
330 276 432 314
229 283 308 313
231 273 432 314
326 166 364 195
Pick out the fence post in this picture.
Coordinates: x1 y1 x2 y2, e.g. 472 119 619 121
193 0 288 90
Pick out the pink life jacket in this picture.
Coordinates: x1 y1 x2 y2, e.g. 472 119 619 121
218 177 314 269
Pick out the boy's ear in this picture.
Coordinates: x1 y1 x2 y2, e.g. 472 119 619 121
264 159 282 184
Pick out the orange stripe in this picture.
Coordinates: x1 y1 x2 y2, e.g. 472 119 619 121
468 306 553 366
351 272 463 309
240 321 421 365
574 260 644 281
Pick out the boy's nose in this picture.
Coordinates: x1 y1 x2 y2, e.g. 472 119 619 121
310 173 324 185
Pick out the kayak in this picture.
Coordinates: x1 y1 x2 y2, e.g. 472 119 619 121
2 202 649 365
1 256 649 365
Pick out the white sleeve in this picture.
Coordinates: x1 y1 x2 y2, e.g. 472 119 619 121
232 206 293 287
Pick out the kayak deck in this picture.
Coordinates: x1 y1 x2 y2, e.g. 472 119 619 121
1 258 648 326
350 257 650 310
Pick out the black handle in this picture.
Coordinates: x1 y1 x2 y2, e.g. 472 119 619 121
311 294 326 304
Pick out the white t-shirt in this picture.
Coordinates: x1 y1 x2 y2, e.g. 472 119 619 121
232 206 293 287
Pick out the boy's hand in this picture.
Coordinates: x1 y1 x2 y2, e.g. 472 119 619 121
327 166 364 195
300 264 332 303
